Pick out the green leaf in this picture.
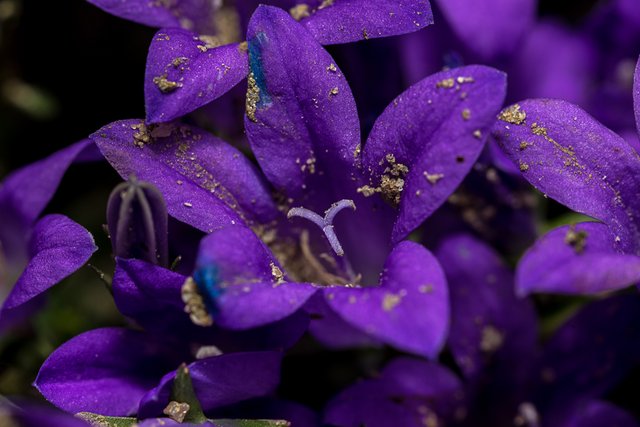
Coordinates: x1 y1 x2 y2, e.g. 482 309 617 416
169 363 207 423
210 420 291 427
75 412 137 427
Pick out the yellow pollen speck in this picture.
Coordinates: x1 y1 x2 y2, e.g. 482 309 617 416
473 130 482 139
419 284 433 293
362 28 369 39
289 4 310 20
424 171 444 185
327 63 337 73
519 141 532 150
480 325 503 352
498 104 526 125
519 161 529 172
246 71 260 122
382 293 402 311
436 78 455 89
329 87 339 97
270 262 285 285
153 75 182 93
565 225 588 254
181 277 213 327
456 76 475 84
318 0 334 9
461 108 471 120
163 401 190 423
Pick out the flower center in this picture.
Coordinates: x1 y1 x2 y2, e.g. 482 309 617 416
287 199 355 257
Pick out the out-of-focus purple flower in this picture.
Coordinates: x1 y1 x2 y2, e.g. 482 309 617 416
91 5 508 358
35 327 283 417
0 140 98 329
324 234 640 426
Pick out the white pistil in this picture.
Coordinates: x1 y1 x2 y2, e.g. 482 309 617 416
287 199 356 257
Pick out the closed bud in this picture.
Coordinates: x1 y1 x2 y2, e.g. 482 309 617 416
106 175 168 266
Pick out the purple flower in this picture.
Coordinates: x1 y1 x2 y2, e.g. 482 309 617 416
491 57 640 295
34 327 283 417
0 140 98 329
324 234 640 426
91 5 507 358
88 1 434 123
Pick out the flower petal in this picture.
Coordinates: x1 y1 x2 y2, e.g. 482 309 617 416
635 55 640 139
436 234 537 379
434 0 536 59
508 21 597 107
492 99 640 254
138 351 282 416
516 222 640 296
300 0 433 45
196 225 317 329
363 65 507 243
325 358 462 427
306 293 380 349
92 120 279 233
145 28 248 124
0 139 94 261
113 258 309 350
244 5 360 207
86 0 219 33
552 400 639 427
534 294 640 411
1 215 96 317
1 401 92 427
325 241 449 358
35 328 185 416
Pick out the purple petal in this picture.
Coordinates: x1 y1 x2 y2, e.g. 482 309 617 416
244 6 360 206
0 139 94 261
2 401 91 427
91 120 279 233
635 55 640 139
86 0 219 33
492 99 640 254
145 28 248 124
197 225 317 329
534 294 640 410
306 293 380 349
35 328 185 416
300 0 433 45
325 241 449 358
508 20 597 107
113 258 309 350
1 215 96 317
434 0 536 59
139 352 282 416
550 399 639 427
516 222 640 295
363 65 507 243
436 234 537 379
325 358 462 427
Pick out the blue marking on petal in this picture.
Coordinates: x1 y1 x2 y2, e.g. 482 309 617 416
248 32 272 109
193 264 222 315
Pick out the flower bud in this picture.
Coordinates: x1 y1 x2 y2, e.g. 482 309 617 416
106 176 168 266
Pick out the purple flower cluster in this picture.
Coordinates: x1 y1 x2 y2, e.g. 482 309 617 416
2 0 640 426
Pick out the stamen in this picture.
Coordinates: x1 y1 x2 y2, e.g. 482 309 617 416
287 199 355 256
